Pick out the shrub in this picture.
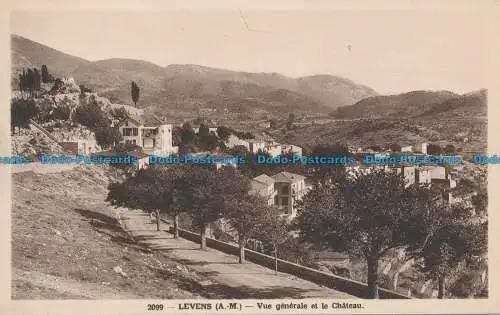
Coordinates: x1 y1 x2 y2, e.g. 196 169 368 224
52 106 71 121
73 103 108 129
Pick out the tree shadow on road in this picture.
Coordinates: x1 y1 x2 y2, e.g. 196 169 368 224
74 208 122 232
74 207 151 253
153 267 320 299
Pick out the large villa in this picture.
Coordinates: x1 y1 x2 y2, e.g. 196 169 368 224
119 114 178 156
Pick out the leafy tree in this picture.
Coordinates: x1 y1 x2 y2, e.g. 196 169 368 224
106 166 183 232
175 166 220 249
256 205 289 274
180 122 196 144
269 119 278 129
131 81 140 107
18 67 42 95
443 144 456 155
176 166 248 250
427 143 442 155
296 168 433 298
406 203 487 299
198 123 217 151
216 126 232 141
198 123 210 138
109 107 129 126
286 113 296 129
94 125 122 149
172 126 182 146
41 65 50 83
52 105 71 121
224 193 267 263
308 144 351 185
166 168 190 239
73 103 108 129
448 269 487 298
79 84 92 93
277 237 315 267
11 98 39 134
471 188 487 216
390 143 401 152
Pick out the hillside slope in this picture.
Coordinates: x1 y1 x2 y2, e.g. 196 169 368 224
11 167 204 299
12 35 379 117
280 90 487 153
11 34 90 78
332 90 460 119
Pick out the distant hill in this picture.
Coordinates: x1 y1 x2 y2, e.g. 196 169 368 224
332 90 461 119
280 89 488 153
413 89 487 119
11 34 90 78
11 35 379 117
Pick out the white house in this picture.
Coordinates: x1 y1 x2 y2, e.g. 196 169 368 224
225 134 250 151
250 174 276 206
430 166 447 180
416 166 432 184
119 114 178 156
272 171 308 218
247 139 267 154
415 142 428 154
401 145 413 153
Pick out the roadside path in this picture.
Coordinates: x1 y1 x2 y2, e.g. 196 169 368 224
120 208 357 299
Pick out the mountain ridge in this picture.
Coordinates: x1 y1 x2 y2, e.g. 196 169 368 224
11 34 379 116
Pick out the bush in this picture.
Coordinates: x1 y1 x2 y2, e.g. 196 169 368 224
444 144 456 154
427 143 442 155
389 143 401 152
449 271 483 298
79 84 92 93
52 106 71 121
73 103 108 129
94 126 122 150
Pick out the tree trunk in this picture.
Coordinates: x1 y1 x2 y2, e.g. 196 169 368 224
367 255 379 299
274 243 278 275
238 236 245 264
438 276 446 299
200 224 207 250
155 209 160 231
173 214 179 239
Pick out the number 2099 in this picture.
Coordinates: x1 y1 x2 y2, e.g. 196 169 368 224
147 304 164 311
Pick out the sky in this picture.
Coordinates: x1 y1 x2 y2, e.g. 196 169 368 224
10 8 491 95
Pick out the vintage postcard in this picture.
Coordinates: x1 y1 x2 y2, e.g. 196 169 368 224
1 0 499 314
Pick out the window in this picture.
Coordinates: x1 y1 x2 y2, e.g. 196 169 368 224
281 197 288 206
132 139 136 145
153 139 156 147
280 186 289 195
132 128 138 136
123 128 132 136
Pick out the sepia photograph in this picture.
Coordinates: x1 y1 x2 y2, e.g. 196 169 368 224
2 1 498 314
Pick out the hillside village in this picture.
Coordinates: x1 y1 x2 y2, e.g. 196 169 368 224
10 36 488 301
11 68 488 299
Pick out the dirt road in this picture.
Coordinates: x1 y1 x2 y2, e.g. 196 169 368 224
120 208 357 299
